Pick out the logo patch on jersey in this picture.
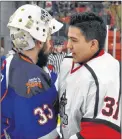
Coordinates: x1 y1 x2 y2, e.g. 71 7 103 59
26 77 43 94
60 90 68 125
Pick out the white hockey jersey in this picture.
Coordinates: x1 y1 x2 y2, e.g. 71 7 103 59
56 53 73 92
58 50 121 139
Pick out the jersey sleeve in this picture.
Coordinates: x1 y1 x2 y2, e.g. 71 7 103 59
1 86 16 139
1 57 14 138
75 121 121 139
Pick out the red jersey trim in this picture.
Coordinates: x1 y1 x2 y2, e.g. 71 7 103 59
70 62 82 74
79 121 121 139
82 118 121 132
1 60 6 71
0 89 8 103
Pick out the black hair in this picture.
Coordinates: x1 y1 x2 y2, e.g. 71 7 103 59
70 12 107 50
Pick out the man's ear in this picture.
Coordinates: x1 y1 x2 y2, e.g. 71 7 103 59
36 40 43 49
90 39 99 52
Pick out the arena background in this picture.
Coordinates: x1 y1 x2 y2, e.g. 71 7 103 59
0 1 121 61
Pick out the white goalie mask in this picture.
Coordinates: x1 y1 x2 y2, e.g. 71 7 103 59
7 4 63 50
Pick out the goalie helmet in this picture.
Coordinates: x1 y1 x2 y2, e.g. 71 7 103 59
7 4 63 50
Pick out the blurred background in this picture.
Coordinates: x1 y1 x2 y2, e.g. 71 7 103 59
0 1 121 61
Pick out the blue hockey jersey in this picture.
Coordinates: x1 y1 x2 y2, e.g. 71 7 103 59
1 53 59 139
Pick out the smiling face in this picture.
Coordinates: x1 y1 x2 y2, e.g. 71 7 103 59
67 26 98 63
